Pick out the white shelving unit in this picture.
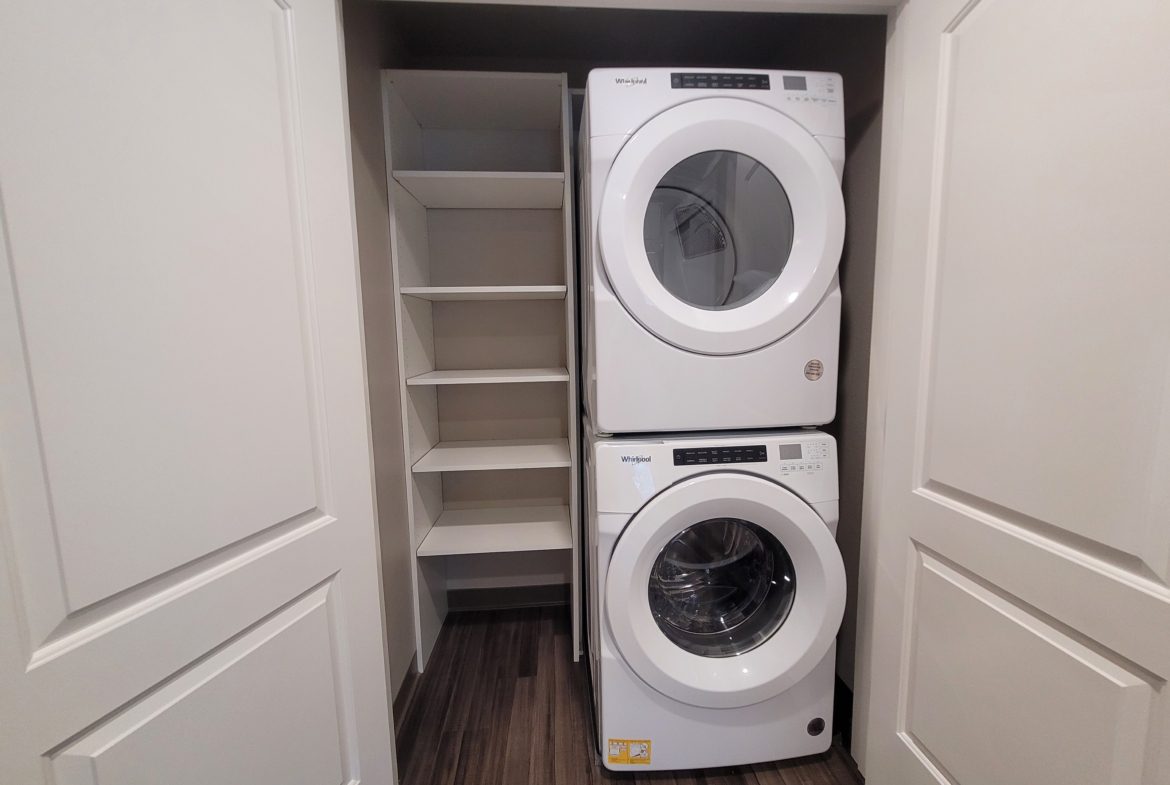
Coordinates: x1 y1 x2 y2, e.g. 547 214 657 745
399 285 568 301
416 506 573 557
406 367 569 386
412 439 572 473
393 171 565 209
382 70 580 670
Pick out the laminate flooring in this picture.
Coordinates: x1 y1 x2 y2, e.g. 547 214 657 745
393 607 863 785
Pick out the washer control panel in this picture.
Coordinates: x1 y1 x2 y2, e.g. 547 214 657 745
673 444 766 465
595 431 838 511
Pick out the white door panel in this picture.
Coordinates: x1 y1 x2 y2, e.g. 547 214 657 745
0 0 395 782
51 584 347 785
905 554 1152 785
857 0 1170 783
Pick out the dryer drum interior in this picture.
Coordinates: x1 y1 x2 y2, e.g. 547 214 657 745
642 150 795 312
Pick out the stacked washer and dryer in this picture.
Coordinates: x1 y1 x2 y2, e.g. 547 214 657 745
579 69 849 771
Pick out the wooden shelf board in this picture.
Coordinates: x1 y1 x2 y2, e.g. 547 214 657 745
393 170 564 209
416 505 571 557
400 285 567 301
406 367 569 386
412 438 571 473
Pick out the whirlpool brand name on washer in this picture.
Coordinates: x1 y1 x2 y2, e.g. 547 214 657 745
613 76 648 86
620 455 652 463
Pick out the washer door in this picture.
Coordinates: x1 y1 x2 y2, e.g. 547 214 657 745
605 473 845 709
599 97 844 356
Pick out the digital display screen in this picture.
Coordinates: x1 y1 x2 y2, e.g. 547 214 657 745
782 75 808 91
775 444 803 460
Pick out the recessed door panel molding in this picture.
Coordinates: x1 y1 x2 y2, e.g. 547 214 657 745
914 0 1170 585
50 582 352 785
907 487 1170 679
0 0 394 781
0 0 332 646
857 0 1170 781
18 513 352 731
900 550 1154 785
25 510 332 670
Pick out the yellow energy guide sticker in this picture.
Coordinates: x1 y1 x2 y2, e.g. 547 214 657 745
607 738 652 765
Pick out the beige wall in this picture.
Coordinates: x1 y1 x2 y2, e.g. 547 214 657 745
341 0 414 699
835 64 884 691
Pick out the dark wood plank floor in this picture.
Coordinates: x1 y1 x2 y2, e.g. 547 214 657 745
394 607 862 785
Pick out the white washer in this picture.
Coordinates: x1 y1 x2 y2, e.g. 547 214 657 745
585 425 845 771
580 68 845 433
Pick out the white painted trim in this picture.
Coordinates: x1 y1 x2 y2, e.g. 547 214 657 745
850 3 907 774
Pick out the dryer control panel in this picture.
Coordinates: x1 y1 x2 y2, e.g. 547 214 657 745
673 445 767 465
671 72 770 90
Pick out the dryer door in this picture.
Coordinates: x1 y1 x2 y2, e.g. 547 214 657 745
599 97 844 356
605 472 845 709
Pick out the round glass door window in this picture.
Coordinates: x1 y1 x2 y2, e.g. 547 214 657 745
648 518 796 658
642 151 794 311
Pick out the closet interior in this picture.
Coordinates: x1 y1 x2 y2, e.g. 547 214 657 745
343 0 887 724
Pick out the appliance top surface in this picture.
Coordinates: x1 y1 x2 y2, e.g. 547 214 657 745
584 67 843 139
592 427 832 449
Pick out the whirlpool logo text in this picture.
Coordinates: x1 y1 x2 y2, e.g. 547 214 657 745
620 455 652 464
613 76 648 86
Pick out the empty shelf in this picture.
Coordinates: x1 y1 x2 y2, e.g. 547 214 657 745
400 285 567 301
393 171 564 209
416 505 572 557
406 367 569 386
412 438 571 473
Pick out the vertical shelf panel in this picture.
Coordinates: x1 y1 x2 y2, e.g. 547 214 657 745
559 81 583 662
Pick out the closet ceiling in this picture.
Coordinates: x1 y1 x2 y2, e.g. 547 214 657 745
390 0 897 13
377 3 888 102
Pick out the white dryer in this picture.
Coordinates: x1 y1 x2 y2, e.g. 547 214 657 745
580 68 845 433
585 425 845 771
